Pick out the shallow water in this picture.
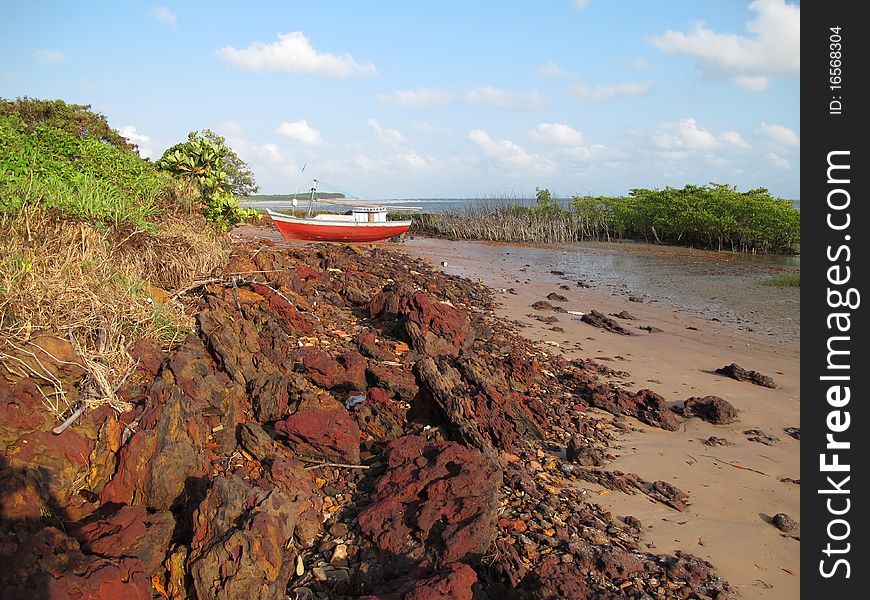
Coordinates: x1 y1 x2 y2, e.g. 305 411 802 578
406 238 800 345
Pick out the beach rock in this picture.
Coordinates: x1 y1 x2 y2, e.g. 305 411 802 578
70 504 175 574
356 329 397 362
405 291 470 358
715 363 777 388
350 387 408 441
357 435 502 565
744 429 780 446
639 325 663 333
611 310 637 320
704 436 734 447
1 526 151 599
188 474 312 600
249 372 290 422
581 310 633 335
367 363 419 402
546 292 568 302
301 349 368 392
360 563 477 600
784 426 800 440
274 407 361 463
569 372 680 431
683 396 739 424
531 300 554 311
566 436 607 466
414 356 544 461
628 296 644 303
771 513 797 532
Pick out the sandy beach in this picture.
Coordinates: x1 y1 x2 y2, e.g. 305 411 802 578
404 236 800 599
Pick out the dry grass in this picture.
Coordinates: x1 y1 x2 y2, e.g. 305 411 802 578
0 208 228 384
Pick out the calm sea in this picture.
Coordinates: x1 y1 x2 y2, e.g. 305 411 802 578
241 197 800 214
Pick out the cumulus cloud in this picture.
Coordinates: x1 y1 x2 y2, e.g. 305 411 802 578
530 123 585 146
466 86 545 110
276 119 323 145
572 81 653 100
767 152 791 169
118 125 154 158
761 122 799 146
719 130 749 148
33 49 65 66
217 32 376 77
376 88 454 108
650 0 800 90
469 129 555 173
652 118 721 151
368 118 406 146
150 6 177 27
537 60 571 78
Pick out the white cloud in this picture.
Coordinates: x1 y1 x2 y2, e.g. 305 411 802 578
732 75 769 91
537 60 571 78
400 151 439 170
33 49 65 66
652 118 720 151
276 119 323 145
719 130 749 148
767 152 791 170
469 129 555 173
466 86 545 110
218 121 243 136
118 125 154 158
150 6 177 27
562 144 612 162
217 32 376 77
572 81 653 100
760 122 799 146
530 123 585 146
368 118 406 146
650 0 800 90
376 88 454 107
574 0 590 8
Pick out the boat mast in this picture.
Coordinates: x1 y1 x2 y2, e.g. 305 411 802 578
306 179 319 218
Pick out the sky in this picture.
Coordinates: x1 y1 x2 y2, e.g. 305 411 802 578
1 1 800 199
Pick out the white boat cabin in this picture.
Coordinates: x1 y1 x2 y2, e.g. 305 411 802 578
312 206 389 223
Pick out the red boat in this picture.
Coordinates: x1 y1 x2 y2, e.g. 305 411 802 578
266 179 416 242
267 208 412 242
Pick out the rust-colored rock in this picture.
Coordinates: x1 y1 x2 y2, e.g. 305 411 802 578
358 435 502 565
683 395 739 424
301 349 368 392
188 473 313 600
405 292 470 358
274 408 361 464
715 363 776 388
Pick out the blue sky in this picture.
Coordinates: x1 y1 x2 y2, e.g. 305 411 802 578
1 1 800 199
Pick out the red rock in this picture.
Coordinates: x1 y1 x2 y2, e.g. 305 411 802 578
274 408 361 463
356 329 396 362
301 349 368 391
249 373 290 422
128 338 165 378
70 504 175 573
247 282 314 334
357 435 502 564
351 387 407 442
402 563 477 600
188 474 315 599
405 292 469 358
367 363 418 402
683 395 739 424
1 526 150 599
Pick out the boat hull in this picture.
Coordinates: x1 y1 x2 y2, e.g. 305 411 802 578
267 211 411 242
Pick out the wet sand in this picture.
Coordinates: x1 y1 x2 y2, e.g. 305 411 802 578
404 237 800 600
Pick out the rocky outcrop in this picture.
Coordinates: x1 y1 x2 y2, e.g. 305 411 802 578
405 292 470 358
358 435 502 565
581 310 634 335
682 395 739 424
715 363 776 388
274 407 361 464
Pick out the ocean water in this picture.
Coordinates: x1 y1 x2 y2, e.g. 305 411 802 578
242 196 800 214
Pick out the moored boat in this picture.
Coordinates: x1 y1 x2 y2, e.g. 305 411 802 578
266 179 416 242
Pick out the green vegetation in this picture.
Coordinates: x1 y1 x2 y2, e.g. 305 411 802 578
156 133 259 230
185 129 259 197
764 272 800 287
415 184 799 254
0 97 227 378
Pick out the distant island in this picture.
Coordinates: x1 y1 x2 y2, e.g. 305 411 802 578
249 192 346 201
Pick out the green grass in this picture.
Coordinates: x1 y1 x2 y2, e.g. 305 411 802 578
764 272 800 287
